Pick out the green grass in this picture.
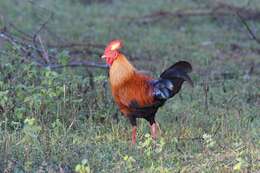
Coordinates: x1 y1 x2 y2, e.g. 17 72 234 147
0 0 259 172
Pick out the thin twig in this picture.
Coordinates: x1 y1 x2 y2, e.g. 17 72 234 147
33 13 54 37
30 12 53 63
68 117 76 129
237 11 260 44
1 30 108 69
203 80 209 112
8 22 33 41
37 35 50 63
0 30 54 61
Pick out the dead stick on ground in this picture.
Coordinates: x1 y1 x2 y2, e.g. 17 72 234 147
203 80 209 112
37 35 50 63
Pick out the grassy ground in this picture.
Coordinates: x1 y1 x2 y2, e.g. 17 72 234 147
0 0 259 172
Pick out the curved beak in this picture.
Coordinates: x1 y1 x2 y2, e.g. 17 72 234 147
101 55 106 59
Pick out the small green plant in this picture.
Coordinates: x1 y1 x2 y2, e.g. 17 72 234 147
202 133 216 149
147 165 171 173
58 50 70 66
75 159 91 173
139 133 166 157
0 90 9 106
139 133 154 157
123 155 136 171
233 142 250 171
22 117 42 144
233 157 249 171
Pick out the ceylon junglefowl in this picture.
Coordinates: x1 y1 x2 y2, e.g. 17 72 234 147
102 40 193 144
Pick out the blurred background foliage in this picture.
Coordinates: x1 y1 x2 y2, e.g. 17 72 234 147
0 0 259 172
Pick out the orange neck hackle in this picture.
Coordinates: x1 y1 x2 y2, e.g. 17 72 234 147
109 54 136 86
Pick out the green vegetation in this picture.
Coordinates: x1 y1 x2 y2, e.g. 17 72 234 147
0 0 259 172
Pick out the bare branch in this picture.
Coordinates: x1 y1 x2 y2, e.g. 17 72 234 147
33 13 54 37
129 2 260 24
0 30 55 61
30 13 53 64
237 11 260 44
46 61 108 69
8 22 33 41
47 42 105 49
37 35 50 63
203 80 209 112
0 30 108 70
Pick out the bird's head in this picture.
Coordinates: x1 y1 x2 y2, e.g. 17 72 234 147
102 39 123 66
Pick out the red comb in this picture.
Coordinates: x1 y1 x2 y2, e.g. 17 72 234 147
105 39 123 51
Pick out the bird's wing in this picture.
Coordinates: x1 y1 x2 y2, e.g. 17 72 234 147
115 80 164 115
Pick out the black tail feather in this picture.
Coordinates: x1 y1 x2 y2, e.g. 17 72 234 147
160 61 192 84
153 61 193 100
161 61 192 75
169 70 193 87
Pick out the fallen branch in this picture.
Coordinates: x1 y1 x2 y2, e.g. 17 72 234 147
8 22 33 42
216 1 260 20
0 29 108 69
237 11 260 44
130 2 260 24
37 35 50 63
47 42 105 49
0 29 55 61
45 61 108 69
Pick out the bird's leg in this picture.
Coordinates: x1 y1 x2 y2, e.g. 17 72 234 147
129 116 137 144
146 116 157 140
132 126 137 144
150 122 157 140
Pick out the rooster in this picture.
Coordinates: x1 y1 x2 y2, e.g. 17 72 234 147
102 40 193 144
